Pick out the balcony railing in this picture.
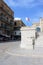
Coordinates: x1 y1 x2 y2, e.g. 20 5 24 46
0 30 3 34
10 21 14 25
0 7 14 19
0 16 7 22
0 16 14 26
0 25 11 31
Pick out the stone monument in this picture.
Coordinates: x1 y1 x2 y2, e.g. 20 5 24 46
20 27 36 49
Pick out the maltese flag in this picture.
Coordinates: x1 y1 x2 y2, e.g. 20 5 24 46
26 17 30 21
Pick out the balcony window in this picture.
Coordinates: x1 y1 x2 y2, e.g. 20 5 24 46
0 11 2 14
14 27 20 30
0 23 1 27
1 13 3 16
3 23 5 27
1 13 5 19
6 17 8 20
7 31 10 35
10 20 14 25
1 23 3 27
8 19 10 22
15 32 16 35
14 22 17 26
6 26 10 30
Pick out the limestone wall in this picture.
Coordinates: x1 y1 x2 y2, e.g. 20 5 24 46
40 18 43 32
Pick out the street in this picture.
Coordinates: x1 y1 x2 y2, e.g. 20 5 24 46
0 41 43 65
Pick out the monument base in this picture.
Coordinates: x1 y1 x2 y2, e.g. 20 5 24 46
20 39 33 49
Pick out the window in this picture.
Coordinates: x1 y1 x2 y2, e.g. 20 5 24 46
14 22 17 26
1 23 3 27
0 10 2 14
0 23 1 26
15 32 16 35
6 17 8 21
8 19 10 22
7 31 10 35
7 17 8 19
1 13 3 16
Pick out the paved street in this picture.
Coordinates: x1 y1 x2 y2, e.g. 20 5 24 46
0 41 43 65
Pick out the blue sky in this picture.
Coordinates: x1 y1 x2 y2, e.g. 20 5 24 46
4 0 43 26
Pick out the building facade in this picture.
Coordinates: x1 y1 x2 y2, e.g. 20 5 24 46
14 18 25 40
0 0 14 41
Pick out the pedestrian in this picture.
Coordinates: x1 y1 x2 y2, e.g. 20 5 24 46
32 39 35 50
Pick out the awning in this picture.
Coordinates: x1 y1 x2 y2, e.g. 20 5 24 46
0 34 10 37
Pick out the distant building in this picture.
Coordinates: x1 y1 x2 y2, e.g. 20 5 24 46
13 18 25 40
0 0 14 41
40 18 43 32
32 17 43 32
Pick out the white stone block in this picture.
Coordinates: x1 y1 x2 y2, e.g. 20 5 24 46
20 27 36 49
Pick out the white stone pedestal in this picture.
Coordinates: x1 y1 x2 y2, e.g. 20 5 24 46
20 27 36 49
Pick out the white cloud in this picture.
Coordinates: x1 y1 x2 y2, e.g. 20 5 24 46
4 0 16 6
4 0 38 8
14 18 21 20
4 0 43 8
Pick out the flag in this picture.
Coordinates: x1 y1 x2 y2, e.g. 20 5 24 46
25 17 30 21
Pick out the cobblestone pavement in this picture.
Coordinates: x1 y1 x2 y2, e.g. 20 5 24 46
0 41 43 65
